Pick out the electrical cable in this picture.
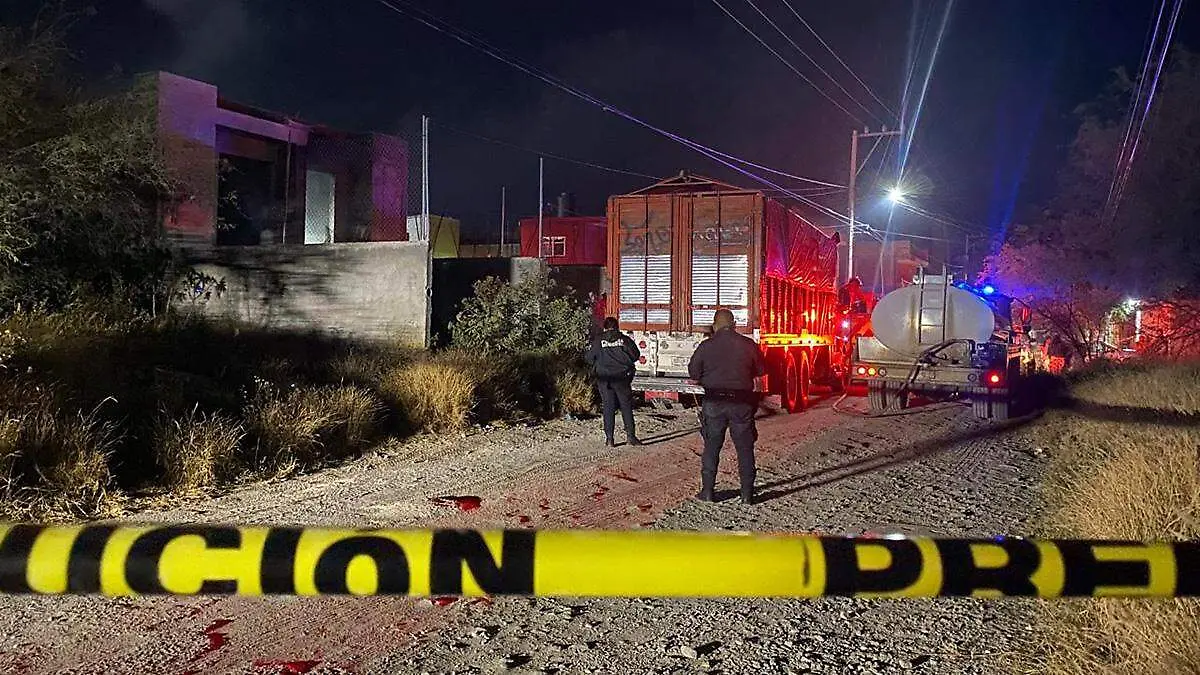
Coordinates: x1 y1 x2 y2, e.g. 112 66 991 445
708 0 869 126
373 0 847 192
778 0 898 120
743 0 889 125
431 121 662 180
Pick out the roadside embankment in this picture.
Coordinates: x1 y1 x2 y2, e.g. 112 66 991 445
1021 360 1200 675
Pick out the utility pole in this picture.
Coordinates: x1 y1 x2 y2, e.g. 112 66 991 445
421 115 431 241
846 126 904 284
538 157 544 259
500 186 506 255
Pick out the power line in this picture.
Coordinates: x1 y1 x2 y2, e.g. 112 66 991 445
431 121 662 180
775 0 898 121
374 0 846 191
742 0 888 125
1105 0 1183 224
708 0 868 126
372 0 848 214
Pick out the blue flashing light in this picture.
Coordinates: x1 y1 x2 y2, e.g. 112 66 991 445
982 285 996 295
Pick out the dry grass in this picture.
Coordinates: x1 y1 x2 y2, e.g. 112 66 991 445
1022 360 1200 675
244 382 384 475
0 382 120 520
380 357 478 432
555 367 595 416
154 407 244 490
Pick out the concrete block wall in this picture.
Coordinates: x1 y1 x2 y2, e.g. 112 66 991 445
186 241 431 346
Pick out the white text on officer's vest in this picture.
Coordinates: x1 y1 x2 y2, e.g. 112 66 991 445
601 340 624 348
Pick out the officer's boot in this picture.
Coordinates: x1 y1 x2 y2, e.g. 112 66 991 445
739 469 756 505
696 472 716 502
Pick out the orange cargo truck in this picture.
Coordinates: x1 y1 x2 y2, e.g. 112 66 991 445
606 173 864 413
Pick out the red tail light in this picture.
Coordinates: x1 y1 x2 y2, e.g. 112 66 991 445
638 356 647 364
638 341 647 349
987 372 1003 385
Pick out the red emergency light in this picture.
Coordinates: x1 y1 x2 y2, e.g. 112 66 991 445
987 372 1003 386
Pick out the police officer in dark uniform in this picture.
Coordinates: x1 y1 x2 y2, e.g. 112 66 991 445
688 309 767 504
585 317 642 447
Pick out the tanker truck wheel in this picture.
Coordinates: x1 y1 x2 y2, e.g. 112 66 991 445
972 394 1010 421
867 382 909 413
867 381 888 413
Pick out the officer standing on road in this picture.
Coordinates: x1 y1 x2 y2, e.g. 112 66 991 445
688 309 767 504
585 317 643 447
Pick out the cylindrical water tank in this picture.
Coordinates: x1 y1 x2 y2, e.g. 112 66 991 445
870 284 1007 358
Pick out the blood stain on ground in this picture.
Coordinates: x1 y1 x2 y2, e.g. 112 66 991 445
637 503 653 512
431 495 482 511
538 499 551 510
190 619 233 662
252 658 322 674
611 471 639 483
469 597 494 606
517 515 532 524
430 596 458 607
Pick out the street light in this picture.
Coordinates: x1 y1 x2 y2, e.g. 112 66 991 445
886 187 906 204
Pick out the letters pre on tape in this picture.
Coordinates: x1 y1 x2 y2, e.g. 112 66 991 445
0 524 1196 599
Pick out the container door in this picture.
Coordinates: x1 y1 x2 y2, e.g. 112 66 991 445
616 196 673 329
689 193 752 330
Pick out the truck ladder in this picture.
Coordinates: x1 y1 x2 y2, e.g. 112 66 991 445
916 272 950 346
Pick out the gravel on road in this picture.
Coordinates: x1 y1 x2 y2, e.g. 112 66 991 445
0 396 1048 675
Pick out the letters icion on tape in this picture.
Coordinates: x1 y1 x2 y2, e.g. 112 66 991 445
0 524 1195 599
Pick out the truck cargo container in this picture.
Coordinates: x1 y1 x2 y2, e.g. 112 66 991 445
606 173 862 412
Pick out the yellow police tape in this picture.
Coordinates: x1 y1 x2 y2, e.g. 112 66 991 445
0 524 1195 598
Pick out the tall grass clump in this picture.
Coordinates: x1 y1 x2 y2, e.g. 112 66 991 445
0 381 119 519
380 356 479 432
154 407 244 490
243 380 384 476
1022 360 1200 675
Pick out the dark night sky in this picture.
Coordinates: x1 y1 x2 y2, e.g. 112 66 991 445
5 0 1196 251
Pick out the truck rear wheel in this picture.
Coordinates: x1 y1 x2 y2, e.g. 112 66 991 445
973 394 1010 421
784 351 810 413
868 381 909 413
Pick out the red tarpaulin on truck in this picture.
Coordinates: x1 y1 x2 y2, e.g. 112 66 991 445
764 200 839 290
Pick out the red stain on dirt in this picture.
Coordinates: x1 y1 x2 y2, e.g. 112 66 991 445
430 596 458 607
469 597 494 606
518 515 532 525
611 471 639 483
538 499 551 511
590 484 609 500
431 495 482 511
252 658 322 674
637 503 653 512
190 619 233 662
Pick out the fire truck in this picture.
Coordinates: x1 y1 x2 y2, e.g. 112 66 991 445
605 173 870 413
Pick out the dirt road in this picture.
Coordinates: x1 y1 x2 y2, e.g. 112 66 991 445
0 395 1047 675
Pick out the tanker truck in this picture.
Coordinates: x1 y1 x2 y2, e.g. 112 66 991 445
851 268 1040 420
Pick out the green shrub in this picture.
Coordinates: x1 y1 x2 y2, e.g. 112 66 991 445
449 270 590 356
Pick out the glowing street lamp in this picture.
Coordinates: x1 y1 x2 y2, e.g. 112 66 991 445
886 187 906 204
